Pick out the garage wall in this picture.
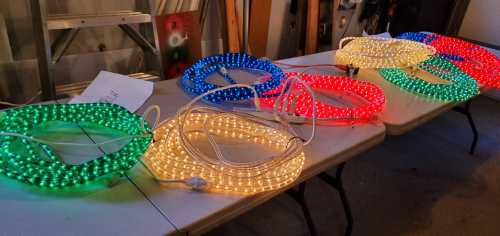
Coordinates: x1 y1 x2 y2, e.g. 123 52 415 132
459 0 500 46
458 0 500 100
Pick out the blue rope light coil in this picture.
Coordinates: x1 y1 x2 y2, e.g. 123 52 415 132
397 32 466 62
397 32 436 44
180 53 285 103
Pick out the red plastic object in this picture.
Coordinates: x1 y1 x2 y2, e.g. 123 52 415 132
164 15 185 33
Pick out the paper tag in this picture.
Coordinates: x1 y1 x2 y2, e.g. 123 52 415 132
69 71 154 112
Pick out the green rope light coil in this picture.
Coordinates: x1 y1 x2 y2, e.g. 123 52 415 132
0 103 152 188
379 56 479 102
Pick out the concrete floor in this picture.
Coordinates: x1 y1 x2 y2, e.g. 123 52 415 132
206 95 500 236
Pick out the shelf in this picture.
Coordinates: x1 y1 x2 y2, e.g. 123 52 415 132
46 11 152 30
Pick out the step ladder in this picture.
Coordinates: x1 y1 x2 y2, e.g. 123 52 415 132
30 0 164 100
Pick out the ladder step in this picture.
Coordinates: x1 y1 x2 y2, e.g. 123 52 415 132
56 80 91 97
47 12 152 30
128 72 160 81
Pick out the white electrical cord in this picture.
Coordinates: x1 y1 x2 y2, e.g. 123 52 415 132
272 75 317 146
175 84 311 169
144 83 314 192
0 132 151 147
154 83 314 171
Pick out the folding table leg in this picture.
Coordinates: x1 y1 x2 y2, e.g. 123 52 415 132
452 100 478 155
318 162 353 236
286 182 318 236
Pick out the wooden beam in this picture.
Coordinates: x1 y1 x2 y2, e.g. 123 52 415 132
305 0 319 54
225 0 240 52
445 0 470 36
249 0 272 57
331 0 341 49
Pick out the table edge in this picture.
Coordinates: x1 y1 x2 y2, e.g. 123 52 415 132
171 131 386 235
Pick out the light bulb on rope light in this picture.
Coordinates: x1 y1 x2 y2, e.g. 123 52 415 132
335 36 436 68
144 83 317 195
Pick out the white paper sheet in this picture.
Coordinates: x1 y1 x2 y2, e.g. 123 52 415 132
69 71 154 112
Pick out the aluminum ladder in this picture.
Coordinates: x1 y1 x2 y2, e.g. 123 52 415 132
30 0 164 100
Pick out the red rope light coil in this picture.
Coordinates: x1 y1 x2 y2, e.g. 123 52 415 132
260 72 386 122
429 34 500 88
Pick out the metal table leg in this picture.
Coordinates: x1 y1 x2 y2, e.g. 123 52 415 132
318 162 353 236
286 162 353 236
286 182 318 236
452 100 478 155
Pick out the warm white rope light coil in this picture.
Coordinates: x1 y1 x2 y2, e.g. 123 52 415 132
144 83 315 195
336 36 436 68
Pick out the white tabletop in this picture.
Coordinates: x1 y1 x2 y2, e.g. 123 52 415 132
127 77 385 235
0 101 178 236
1 46 493 235
0 175 177 236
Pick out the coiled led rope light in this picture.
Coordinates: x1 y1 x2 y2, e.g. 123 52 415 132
0 103 153 188
180 53 285 103
260 72 385 122
379 56 479 101
398 32 500 88
335 36 436 68
397 32 434 44
144 84 315 195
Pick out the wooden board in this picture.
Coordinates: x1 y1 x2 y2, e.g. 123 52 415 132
331 0 341 49
249 0 272 57
224 0 240 52
305 0 319 54
156 11 202 79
